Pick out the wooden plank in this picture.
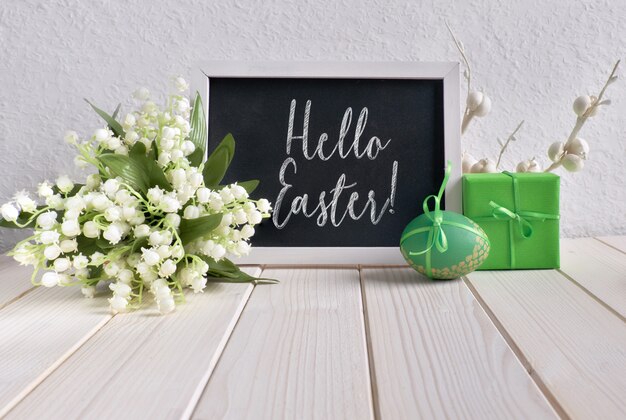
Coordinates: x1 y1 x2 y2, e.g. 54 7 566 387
5 267 261 420
597 235 626 254
561 238 626 318
0 256 35 308
361 268 556 420
191 268 374 420
0 285 113 417
466 270 626 419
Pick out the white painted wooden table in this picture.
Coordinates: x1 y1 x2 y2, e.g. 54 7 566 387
1 236 625 420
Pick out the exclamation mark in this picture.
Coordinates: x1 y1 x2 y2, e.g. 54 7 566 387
389 160 398 214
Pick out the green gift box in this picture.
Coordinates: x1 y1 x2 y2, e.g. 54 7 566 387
462 172 560 270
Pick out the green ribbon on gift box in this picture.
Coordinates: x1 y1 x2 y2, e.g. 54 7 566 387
473 171 559 268
400 161 488 277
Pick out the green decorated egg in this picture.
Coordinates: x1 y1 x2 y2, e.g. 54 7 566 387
400 210 490 280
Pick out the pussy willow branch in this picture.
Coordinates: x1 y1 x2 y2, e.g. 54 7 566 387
545 60 620 172
445 21 473 135
496 120 524 169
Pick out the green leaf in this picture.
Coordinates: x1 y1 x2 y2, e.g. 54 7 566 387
69 183 85 196
178 213 223 244
0 219 18 228
203 133 235 187
142 158 171 191
132 141 171 191
205 274 278 284
205 256 238 273
129 141 147 158
100 148 171 193
0 216 33 229
111 103 122 120
188 92 207 167
207 270 240 279
237 180 260 194
99 154 149 192
204 151 229 188
151 139 159 160
84 99 125 138
131 237 149 253
88 265 104 280
201 256 278 284
187 148 204 167
76 235 104 256
96 237 117 250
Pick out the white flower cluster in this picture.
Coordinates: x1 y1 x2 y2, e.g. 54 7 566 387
2 78 272 314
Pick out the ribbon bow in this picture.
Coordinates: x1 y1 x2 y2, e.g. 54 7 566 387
407 161 453 256
400 161 488 278
488 201 535 239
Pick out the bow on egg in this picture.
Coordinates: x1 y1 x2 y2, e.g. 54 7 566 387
409 190 449 256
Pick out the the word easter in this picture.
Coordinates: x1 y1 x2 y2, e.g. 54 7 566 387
273 99 399 229
273 158 398 228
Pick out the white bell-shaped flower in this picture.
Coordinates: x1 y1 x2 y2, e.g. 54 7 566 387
41 272 60 287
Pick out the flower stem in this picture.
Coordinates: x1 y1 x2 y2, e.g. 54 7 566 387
545 60 620 172
446 21 472 136
496 121 524 169
461 112 473 135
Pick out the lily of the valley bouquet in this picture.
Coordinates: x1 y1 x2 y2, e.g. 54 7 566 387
0 78 273 314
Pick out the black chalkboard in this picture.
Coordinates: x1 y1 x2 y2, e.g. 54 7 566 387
208 77 445 247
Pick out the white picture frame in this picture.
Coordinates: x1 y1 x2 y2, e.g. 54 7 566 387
191 61 461 265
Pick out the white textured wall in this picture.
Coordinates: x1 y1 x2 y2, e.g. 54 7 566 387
1 0 625 252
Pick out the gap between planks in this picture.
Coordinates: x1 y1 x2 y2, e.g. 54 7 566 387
594 236 626 254
559 238 626 320
357 266 383 420
0 256 37 310
0 286 36 312
180 282 256 420
461 276 569 419
0 315 115 418
555 269 626 323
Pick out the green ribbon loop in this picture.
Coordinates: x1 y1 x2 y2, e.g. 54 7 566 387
488 201 535 239
400 161 489 278
413 162 452 256
473 171 559 268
